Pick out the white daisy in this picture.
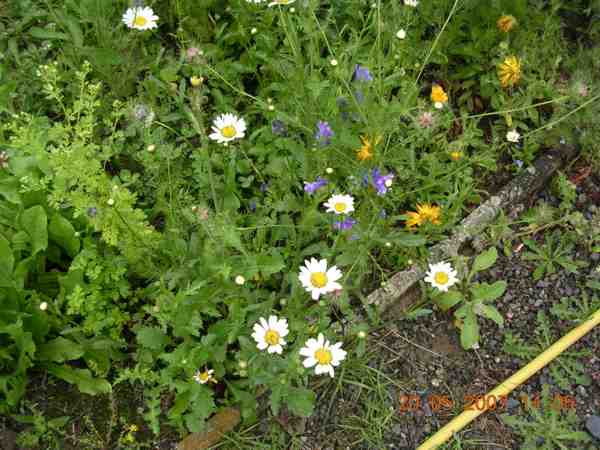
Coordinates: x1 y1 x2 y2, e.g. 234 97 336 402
506 129 520 143
396 29 407 39
324 194 355 215
404 0 419 6
424 261 459 292
251 315 289 354
194 369 216 384
268 0 296 6
122 7 159 30
298 258 343 300
299 333 347 378
209 113 246 144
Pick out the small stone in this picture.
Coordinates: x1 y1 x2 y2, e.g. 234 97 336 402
507 398 520 409
586 415 600 439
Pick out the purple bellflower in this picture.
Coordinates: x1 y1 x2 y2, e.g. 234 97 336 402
304 177 328 194
315 121 334 146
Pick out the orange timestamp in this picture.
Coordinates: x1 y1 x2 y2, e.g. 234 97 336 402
398 392 576 413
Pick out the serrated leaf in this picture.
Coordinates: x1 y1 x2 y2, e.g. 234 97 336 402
47 365 111 395
470 281 507 301
286 387 316 417
477 304 504 326
472 247 497 272
37 337 85 363
21 205 48 255
136 327 170 351
435 291 463 311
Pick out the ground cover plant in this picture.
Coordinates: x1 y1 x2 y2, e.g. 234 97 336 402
1 0 600 448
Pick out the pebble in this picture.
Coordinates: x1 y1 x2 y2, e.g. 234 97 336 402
586 416 600 439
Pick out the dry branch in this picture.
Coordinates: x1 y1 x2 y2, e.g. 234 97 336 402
366 144 578 311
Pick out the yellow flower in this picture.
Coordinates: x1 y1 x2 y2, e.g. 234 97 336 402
405 203 442 229
190 76 203 87
497 15 517 32
498 56 521 88
430 84 448 105
450 150 462 161
355 135 382 161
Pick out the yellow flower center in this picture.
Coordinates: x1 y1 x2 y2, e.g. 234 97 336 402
264 329 280 346
315 348 333 365
310 272 328 288
133 16 148 27
199 371 210 382
334 202 347 213
434 271 449 285
450 151 462 161
221 125 237 138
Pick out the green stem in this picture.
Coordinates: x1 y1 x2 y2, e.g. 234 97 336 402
524 93 600 137
414 0 460 86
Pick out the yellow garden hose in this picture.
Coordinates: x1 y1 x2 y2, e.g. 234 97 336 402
417 307 600 450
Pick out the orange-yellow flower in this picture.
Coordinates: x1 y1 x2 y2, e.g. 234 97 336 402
405 203 442 229
498 56 521 88
497 15 517 32
355 135 382 161
430 84 448 108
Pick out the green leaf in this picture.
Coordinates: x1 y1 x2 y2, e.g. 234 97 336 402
37 337 85 363
136 327 170 351
223 225 243 251
286 387 316 417
48 214 80 257
394 233 427 247
0 177 21 203
472 247 497 272
0 235 14 280
460 308 479 350
256 252 285 277
47 365 111 395
469 281 507 302
28 27 69 40
20 205 48 255
477 304 504 326
435 291 463 311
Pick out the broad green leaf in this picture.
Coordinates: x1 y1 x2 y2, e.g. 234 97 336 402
470 281 507 302
47 365 111 395
286 387 316 417
460 308 479 350
472 247 497 272
20 205 48 255
0 235 14 278
435 291 463 311
28 27 69 40
255 252 285 277
476 304 504 326
37 337 85 363
0 177 21 203
136 327 170 351
48 214 80 257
